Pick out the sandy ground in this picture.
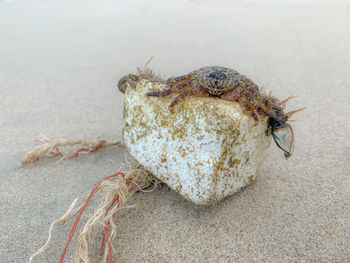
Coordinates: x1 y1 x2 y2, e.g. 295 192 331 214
1 0 350 262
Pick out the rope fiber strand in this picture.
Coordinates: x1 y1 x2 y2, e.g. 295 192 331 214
21 137 124 165
29 166 156 263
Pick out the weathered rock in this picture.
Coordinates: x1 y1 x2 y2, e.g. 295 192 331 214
122 79 271 204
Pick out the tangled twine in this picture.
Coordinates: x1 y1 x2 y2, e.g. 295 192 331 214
23 137 157 263
21 137 124 165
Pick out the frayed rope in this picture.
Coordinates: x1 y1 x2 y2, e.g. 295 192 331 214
29 166 157 263
21 137 124 165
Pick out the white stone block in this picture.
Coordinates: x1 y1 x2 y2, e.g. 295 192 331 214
122 79 271 204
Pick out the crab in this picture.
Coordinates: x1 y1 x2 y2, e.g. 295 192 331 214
118 74 140 93
143 66 304 158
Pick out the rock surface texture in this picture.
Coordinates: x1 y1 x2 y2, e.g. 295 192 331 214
123 79 271 204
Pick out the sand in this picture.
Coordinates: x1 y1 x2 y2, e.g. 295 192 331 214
1 0 349 262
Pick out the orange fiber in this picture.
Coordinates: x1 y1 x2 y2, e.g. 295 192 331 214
59 172 125 263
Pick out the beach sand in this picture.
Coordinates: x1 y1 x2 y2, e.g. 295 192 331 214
1 0 349 262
